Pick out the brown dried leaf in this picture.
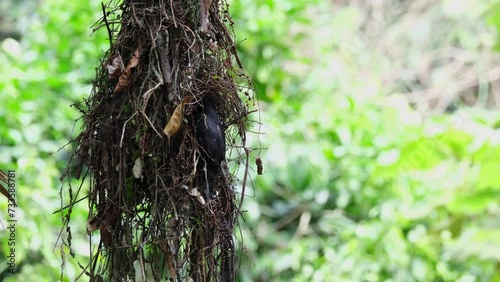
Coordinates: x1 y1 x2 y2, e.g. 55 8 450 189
107 55 125 79
163 96 192 142
114 48 141 93
128 48 140 68
86 209 105 232
99 207 120 247
86 215 101 232
114 75 128 93
100 225 112 248
256 155 263 175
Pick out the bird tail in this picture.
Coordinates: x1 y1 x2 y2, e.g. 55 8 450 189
204 169 216 199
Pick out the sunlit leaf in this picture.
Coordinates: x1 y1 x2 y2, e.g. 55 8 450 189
163 96 191 142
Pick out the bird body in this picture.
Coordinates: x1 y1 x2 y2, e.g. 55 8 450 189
193 99 225 199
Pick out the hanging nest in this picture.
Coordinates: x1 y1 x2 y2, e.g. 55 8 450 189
60 0 254 281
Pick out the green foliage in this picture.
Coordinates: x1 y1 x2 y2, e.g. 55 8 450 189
230 0 500 281
486 2 500 50
0 0 107 280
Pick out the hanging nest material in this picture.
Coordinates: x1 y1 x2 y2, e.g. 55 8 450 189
60 0 254 281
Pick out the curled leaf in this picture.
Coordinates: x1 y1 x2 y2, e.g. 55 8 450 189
107 55 125 79
189 188 206 205
86 215 100 232
163 96 192 142
86 208 105 232
114 47 141 93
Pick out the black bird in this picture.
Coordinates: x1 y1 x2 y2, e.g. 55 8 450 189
193 99 226 199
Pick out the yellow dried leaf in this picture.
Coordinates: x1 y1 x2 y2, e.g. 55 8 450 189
163 96 192 141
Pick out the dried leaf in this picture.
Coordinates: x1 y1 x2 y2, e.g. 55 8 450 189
114 48 141 93
197 194 206 205
86 215 101 232
99 207 119 247
189 188 200 197
107 55 125 79
100 225 112 247
86 209 105 232
128 48 140 69
133 157 144 179
163 96 192 142
256 155 263 175
114 72 129 94
189 188 205 205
